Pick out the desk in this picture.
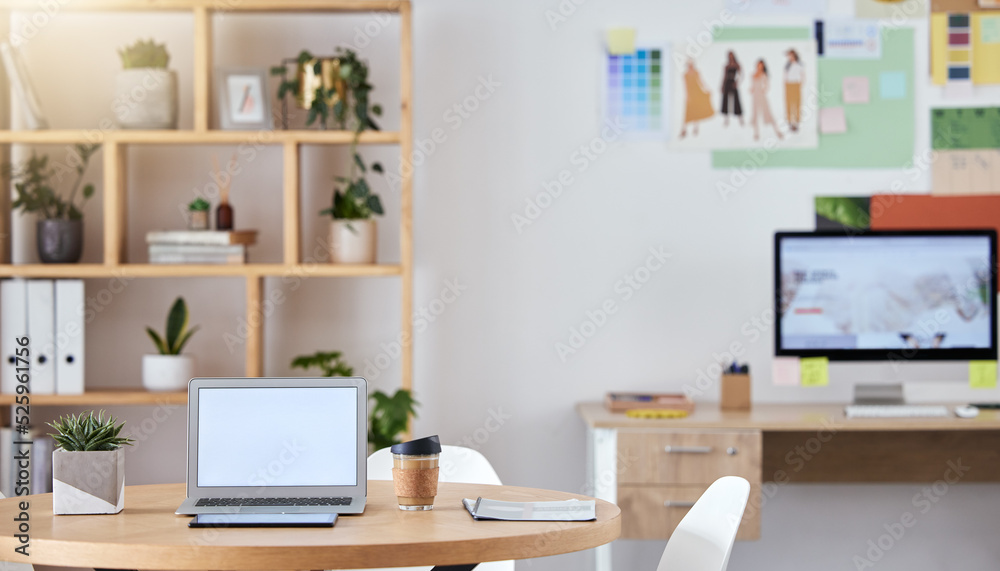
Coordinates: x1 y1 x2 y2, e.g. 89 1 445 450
0 481 620 570
578 402 1000 571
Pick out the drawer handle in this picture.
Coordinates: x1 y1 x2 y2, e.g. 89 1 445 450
727 447 738 455
663 500 696 508
663 445 713 454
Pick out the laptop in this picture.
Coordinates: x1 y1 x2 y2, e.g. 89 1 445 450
176 377 368 515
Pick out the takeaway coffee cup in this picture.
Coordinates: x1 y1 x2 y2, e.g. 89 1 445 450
391 435 442 510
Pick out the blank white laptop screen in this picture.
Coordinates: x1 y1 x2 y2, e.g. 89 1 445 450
197 387 358 487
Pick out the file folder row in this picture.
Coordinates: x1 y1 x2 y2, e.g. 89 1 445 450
0 279 85 395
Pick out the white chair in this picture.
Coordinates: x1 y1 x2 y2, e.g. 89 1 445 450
366 445 513 571
655 476 750 571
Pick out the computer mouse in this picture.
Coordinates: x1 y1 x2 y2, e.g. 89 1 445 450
955 405 980 419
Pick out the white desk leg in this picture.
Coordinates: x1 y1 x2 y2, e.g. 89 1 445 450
587 427 616 571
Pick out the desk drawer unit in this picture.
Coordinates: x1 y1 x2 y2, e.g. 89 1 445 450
616 429 762 540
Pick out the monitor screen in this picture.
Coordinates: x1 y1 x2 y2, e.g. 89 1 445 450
197 386 359 487
774 230 997 361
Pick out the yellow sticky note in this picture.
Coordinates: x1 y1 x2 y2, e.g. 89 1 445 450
606 28 636 56
969 360 998 389
800 357 829 387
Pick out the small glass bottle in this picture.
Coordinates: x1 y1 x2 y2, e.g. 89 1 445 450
216 202 233 230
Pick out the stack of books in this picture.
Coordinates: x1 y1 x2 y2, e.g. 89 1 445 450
146 230 258 264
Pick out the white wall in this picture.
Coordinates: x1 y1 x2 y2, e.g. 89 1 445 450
11 1 1000 570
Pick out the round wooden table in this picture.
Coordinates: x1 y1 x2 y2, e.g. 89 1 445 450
0 481 620 570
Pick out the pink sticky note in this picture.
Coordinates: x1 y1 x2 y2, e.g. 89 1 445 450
842 76 870 104
772 357 801 386
819 107 847 134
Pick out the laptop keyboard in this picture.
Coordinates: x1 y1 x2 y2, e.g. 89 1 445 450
196 497 352 507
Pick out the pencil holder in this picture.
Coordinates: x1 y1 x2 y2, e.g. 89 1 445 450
720 373 751 411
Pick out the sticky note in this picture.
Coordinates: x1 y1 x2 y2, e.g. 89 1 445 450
981 15 1000 44
772 357 800 386
606 28 636 55
799 357 829 387
842 76 870 104
879 71 907 99
969 360 998 389
819 107 847 134
945 80 974 99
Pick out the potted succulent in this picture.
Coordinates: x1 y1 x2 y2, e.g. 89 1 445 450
291 350 418 451
48 410 133 515
143 297 198 391
114 39 178 129
188 197 210 230
4 144 99 263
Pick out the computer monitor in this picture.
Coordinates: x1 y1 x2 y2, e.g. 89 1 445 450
775 230 998 363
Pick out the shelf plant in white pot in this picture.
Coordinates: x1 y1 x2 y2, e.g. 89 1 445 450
48 411 133 515
114 39 178 129
143 297 198 391
5 144 99 263
321 154 385 264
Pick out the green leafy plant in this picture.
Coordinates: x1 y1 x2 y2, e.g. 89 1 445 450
119 39 170 69
188 197 210 212
4 144 99 221
270 48 382 132
47 410 134 452
271 49 385 222
815 196 870 230
146 297 199 355
320 156 385 220
369 389 418 451
290 351 418 449
290 350 354 377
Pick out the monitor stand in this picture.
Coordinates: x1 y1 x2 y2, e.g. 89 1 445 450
853 384 905 405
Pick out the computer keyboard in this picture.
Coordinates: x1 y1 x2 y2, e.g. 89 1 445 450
195 497 352 507
844 405 949 419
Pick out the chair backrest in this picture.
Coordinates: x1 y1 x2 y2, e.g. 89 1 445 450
366 445 512 571
368 445 502 485
656 476 750 571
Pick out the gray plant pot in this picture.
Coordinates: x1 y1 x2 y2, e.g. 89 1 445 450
52 448 125 515
37 219 83 264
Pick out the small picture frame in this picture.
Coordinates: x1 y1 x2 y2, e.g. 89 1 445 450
216 67 272 130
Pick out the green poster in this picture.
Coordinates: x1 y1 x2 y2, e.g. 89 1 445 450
711 28 915 169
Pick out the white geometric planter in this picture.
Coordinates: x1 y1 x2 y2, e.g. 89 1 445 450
113 69 179 129
142 354 194 392
52 449 125 515
329 219 377 264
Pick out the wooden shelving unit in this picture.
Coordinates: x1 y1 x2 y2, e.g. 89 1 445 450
0 0 413 398
0 390 187 406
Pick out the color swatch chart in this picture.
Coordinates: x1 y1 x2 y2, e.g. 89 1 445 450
947 13 972 82
605 48 665 133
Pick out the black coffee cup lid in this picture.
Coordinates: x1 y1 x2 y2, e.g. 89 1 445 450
391 435 442 455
